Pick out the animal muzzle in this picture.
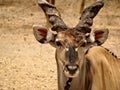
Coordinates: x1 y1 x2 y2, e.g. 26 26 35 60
64 64 79 78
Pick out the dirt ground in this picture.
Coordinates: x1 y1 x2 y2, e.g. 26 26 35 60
0 0 120 90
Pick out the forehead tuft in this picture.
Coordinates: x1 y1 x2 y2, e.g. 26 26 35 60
56 29 86 45
58 29 85 37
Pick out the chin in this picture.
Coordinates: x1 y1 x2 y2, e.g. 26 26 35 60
64 70 79 78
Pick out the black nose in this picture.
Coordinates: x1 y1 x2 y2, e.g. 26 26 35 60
66 65 78 74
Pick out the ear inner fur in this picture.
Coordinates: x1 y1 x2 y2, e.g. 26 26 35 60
94 30 104 39
38 28 47 37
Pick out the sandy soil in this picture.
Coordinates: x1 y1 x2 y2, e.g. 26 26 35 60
0 0 120 90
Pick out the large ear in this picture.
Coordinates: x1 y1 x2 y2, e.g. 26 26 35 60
89 28 109 45
33 25 55 44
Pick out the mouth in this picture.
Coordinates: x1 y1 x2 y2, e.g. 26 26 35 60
64 65 79 78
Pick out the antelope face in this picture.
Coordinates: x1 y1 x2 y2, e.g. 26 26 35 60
55 29 90 78
33 25 109 78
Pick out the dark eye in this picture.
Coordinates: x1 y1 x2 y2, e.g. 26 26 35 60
79 36 83 40
81 42 86 47
55 41 62 46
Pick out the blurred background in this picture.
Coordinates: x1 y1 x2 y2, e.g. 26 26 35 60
0 0 120 90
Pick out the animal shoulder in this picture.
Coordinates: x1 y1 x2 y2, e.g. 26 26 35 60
86 46 119 60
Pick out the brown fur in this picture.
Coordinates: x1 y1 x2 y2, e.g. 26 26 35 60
46 0 55 5
85 46 120 90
